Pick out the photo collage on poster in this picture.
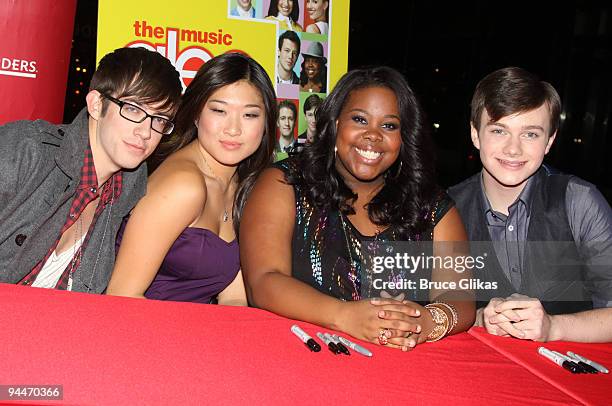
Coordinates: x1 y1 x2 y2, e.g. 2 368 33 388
228 0 330 160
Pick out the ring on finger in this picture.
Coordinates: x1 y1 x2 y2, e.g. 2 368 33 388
378 329 389 345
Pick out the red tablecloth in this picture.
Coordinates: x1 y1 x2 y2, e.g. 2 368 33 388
0 284 598 405
469 328 612 405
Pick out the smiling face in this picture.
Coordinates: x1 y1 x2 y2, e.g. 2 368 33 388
278 0 294 17
334 86 402 186
304 56 322 80
472 103 556 195
307 0 328 21
87 90 168 179
237 0 252 11
195 80 266 167
278 106 296 138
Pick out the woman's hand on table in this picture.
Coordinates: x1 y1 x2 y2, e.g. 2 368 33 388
338 298 429 351
372 298 436 351
336 298 432 351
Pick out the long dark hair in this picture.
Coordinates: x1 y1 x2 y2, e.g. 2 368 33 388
289 66 438 238
299 57 327 93
159 52 277 235
267 0 300 22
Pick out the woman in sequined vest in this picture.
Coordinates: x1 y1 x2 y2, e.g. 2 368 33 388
241 66 476 351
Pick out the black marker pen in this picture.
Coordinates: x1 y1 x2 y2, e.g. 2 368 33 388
538 347 580 373
317 332 341 354
566 355 599 374
568 351 608 374
575 361 599 374
328 334 350 355
552 351 590 374
338 336 373 357
291 325 321 352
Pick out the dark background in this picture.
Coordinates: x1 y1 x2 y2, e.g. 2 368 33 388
64 0 611 200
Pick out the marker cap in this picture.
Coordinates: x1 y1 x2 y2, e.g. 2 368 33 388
306 338 321 352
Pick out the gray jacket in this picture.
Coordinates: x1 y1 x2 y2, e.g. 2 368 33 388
0 109 146 293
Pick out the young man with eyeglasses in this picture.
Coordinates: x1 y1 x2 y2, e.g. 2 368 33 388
0 47 182 293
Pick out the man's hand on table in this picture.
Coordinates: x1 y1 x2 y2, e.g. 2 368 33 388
481 293 554 342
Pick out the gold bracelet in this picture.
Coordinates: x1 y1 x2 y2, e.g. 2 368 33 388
424 304 449 342
434 301 458 334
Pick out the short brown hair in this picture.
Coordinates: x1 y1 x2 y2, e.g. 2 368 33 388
278 99 297 118
470 67 561 136
90 47 182 116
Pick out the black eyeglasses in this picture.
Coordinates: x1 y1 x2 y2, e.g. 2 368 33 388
101 93 175 135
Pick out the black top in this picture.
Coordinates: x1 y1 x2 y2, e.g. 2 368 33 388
275 158 453 302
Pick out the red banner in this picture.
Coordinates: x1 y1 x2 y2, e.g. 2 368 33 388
0 0 76 124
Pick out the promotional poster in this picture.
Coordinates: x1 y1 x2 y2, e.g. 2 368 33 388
97 0 350 160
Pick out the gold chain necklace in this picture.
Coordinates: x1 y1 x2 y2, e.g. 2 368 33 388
339 212 360 273
196 144 230 222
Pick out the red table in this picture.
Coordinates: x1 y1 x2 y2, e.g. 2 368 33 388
469 328 612 405
0 284 608 405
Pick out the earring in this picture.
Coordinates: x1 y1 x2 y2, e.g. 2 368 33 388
334 145 338 157
391 161 403 179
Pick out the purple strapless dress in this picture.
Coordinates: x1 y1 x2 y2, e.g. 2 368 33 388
116 222 240 304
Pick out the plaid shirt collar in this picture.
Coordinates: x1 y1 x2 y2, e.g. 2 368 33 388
20 142 123 290
77 144 123 203
58 144 124 289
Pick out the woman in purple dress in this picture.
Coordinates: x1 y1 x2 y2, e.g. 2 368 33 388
107 53 277 304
